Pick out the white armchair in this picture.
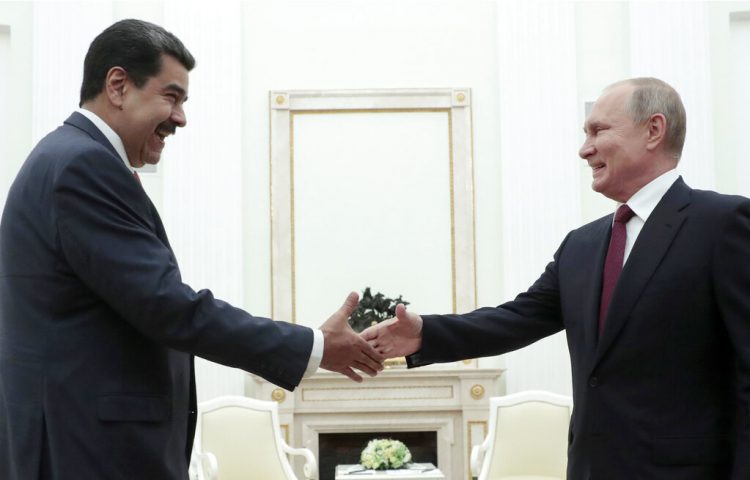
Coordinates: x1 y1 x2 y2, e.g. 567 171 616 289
190 395 317 480
189 449 217 480
470 390 572 480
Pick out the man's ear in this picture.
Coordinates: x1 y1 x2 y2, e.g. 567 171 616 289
645 113 667 152
104 66 128 109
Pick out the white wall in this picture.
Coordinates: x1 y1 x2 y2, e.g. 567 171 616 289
709 2 750 194
30 3 112 143
495 1 579 395
729 11 750 197
162 1 248 399
575 1 631 222
4 0 750 401
629 2 716 190
0 25 9 214
0 2 32 215
239 0 505 397
239 0 502 323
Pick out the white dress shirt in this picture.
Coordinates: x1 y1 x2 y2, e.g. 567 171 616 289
75 108 324 377
620 169 680 264
77 108 133 172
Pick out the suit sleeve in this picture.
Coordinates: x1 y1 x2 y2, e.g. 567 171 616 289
713 200 750 478
409 234 569 367
52 153 312 391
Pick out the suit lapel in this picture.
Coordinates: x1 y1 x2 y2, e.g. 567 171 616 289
594 178 691 363
64 112 169 248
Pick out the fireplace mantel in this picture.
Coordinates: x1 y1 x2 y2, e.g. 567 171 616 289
248 367 504 480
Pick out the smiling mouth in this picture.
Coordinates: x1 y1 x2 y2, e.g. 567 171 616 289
155 130 169 141
155 121 177 142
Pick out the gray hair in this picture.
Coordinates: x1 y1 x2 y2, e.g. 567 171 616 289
606 77 686 160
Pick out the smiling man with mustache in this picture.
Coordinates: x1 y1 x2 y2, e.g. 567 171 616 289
0 19 382 479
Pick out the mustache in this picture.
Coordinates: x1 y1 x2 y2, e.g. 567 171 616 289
157 121 177 135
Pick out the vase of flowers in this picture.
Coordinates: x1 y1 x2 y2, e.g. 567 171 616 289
360 438 412 470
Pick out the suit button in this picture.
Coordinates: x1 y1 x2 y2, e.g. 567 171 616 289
589 376 599 388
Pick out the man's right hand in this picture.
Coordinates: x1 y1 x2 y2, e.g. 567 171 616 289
319 292 384 382
361 303 423 359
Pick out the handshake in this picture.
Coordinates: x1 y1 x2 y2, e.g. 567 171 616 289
318 291 425 382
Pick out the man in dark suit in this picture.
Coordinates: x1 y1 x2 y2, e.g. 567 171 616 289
363 78 750 479
0 19 382 479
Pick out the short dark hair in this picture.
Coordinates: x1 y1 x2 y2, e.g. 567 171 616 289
79 19 195 106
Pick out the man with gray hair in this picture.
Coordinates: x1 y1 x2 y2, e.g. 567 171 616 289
364 77 750 479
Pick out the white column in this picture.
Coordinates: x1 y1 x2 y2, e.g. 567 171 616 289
495 1 578 396
629 1 715 190
163 1 246 401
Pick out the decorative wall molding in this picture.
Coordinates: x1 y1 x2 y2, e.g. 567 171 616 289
269 88 477 328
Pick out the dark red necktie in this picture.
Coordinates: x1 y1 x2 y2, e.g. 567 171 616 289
599 204 635 334
133 171 141 183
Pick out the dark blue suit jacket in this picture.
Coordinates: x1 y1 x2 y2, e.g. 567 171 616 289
410 178 750 479
0 112 313 479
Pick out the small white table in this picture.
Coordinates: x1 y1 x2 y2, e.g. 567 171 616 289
335 463 445 480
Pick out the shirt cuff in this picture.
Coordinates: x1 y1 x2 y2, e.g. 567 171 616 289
304 328 324 377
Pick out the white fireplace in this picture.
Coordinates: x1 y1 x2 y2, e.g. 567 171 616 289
248 367 503 480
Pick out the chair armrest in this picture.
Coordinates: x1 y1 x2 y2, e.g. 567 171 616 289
190 450 218 480
282 442 319 479
470 435 490 478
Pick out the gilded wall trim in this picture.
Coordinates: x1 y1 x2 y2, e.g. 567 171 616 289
269 89 475 328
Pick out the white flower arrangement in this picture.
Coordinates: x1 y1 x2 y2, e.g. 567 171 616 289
360 438 412 470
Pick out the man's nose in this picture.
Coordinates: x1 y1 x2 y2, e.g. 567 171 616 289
579 142 595 159
172 105 187 128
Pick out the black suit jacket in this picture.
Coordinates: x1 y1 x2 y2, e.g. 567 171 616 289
410 178 750 479
0 112 313 479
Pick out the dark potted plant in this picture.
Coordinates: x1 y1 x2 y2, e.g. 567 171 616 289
348 287 410 333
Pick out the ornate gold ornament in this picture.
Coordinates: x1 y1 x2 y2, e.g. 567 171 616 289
271 388 287 402
470 384 485 400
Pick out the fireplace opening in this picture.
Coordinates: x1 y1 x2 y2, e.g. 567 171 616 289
318 431 438 480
